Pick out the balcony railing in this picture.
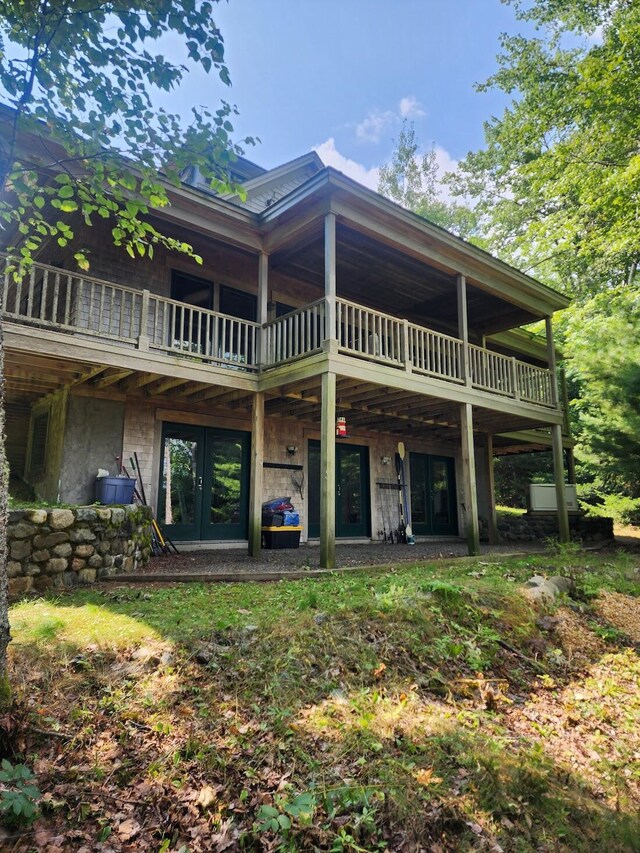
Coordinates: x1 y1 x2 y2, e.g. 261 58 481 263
1 255 556 407
1 255 259 371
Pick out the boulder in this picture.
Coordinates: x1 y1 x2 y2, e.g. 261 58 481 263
49 509 75 530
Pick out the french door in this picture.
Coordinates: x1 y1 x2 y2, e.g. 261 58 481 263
158 423 250 540
308 441 371 538
409 453 458 536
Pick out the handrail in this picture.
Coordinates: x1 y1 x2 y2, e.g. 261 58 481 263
263 298 325 367
336 297 403 365
1 255 557 406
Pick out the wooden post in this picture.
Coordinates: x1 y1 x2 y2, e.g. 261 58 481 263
552 422 570 543
545 316 559 407
320 371 336 569
402 318 412 372
248 391 265 557
324 213 337 350
258 252 269 366
460 402 480 555
457 274 470 386
485 434 499 545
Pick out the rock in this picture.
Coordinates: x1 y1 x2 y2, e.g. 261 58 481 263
46 557 68 574
74 544 95 559
52 543 73 559
71 557 87 571
31 549 50 563
195 645 214 664
10 540 32 561
33 575 54 591
88 554 103 568
27 509 48 524
523 575 547 588
537 615 560 632
97 541 111 555
7 521 37 539
7 561 22 578
61 571 77 587
75 507 97 523
69 528 96 543
96 507 112 521
49 509 75 530
77 568 97 584
523 581 559 605
548 576 572 594
34 532 69 549
8 577 33 596
314 613 328 625
24 564 41 576
111 508 125 525
243 624 259 633
123 556 134 572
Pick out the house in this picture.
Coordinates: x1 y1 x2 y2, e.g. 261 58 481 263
2 143 573 568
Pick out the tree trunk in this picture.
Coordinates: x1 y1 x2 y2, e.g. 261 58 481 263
0 312 10 708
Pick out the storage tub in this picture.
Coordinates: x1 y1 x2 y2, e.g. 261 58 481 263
95 476 136 505
261 526 302 549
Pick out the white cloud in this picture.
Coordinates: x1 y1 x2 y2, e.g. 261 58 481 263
355 109 395 143
314 138 380 190
314 137 460 203
399 96 425 119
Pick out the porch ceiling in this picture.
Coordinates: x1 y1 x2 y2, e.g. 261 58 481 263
2 350 256 412
263 375 552 441
270 222 543 338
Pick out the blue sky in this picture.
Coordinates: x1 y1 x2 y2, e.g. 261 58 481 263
163 0 534 190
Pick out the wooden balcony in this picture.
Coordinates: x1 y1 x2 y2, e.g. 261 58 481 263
2 255 555 410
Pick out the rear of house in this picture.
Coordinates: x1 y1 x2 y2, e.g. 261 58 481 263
3 149 573 567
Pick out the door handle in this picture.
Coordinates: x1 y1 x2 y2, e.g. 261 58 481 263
198 477 203 490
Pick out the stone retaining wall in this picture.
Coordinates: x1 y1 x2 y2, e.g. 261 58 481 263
7 505 153 596
480 512 614 543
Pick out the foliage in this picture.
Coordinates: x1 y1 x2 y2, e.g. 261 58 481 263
564 287 640 497
448 0 640 295
494 451 553 507
0 759 41 827
378 121 481 240
0 1 255 270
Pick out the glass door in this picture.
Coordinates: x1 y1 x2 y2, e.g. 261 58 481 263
307 441 371 538
159 424 204 541
201 429 250 540
159 423 250 541
409 453 458 536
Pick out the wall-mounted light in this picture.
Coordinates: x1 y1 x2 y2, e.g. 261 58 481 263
380 455 392 466
286 445 298 455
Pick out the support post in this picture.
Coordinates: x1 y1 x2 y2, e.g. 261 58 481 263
324 213 337 350
320 371 336 569
248 391 265 557
257 252 269 366
545 315 559 407
552 422 570 543
485 434 499 545
457 274 470 385
460 402 480 555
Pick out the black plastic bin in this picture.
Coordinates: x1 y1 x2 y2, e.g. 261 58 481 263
95 476 136 505
261 526 302 549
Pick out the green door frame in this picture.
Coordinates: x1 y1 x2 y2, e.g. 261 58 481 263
159 422 250 541
409 452 458 536
308 440 371 539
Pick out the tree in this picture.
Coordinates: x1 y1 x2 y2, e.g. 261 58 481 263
0 0 252 704
378 121 480 241
448 0 640 296
563 287 640 497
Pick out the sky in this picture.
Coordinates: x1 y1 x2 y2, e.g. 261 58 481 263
161 0 535 193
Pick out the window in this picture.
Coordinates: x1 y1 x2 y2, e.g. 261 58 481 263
30 412 49 476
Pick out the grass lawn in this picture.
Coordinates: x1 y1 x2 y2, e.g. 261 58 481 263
5 548 640 851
